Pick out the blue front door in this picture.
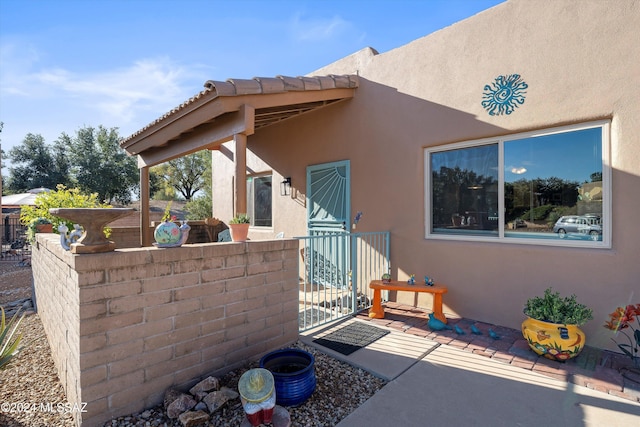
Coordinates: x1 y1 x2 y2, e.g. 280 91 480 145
306 160 350 288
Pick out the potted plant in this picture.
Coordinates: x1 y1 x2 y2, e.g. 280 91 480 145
521 287 593 361
26 217 53 243
229 213 250 242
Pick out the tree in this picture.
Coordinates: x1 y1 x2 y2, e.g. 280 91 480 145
6 133 73 192
68 126 138 204
184 194 212 220
153 150 209 201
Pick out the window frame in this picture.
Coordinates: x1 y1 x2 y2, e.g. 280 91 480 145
246 172 273 228
424 120 611 248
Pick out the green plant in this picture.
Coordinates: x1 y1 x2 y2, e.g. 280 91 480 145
161 201 176 222
1 307 25 370
20 184 111 238
26 217 52 243
185 195 213 221
524 287 593 326
229 213 250 224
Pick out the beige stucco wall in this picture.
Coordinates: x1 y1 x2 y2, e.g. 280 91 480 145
212 0 640 350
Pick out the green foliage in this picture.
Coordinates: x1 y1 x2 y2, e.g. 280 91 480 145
522 204 554 222
184 195 213 221
20 184 111 238
161 201 173 222
1 307 25 370
6 133 73 192
69 126 138 204
152 150 210 201
230 213 250 224
26 217 52 243
524 287 593 326
546 206 575 227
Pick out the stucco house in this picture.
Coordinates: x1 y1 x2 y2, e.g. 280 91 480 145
122 0 640 350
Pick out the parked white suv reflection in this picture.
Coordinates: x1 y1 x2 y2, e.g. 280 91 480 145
552 215 602 241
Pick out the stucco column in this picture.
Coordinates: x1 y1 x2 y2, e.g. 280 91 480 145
140 166 152 247
234 133 247 215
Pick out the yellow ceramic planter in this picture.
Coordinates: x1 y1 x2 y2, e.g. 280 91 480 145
521 317 586 361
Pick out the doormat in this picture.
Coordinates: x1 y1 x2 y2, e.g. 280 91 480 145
313 322 390 355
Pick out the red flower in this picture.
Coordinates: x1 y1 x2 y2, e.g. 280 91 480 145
605 303 640 365
604 307 627 331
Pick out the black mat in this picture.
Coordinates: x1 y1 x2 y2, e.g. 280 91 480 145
313 322 390 355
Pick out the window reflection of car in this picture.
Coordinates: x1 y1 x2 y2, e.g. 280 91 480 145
552 215 602 241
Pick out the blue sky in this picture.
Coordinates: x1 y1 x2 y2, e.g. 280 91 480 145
0 0 504 171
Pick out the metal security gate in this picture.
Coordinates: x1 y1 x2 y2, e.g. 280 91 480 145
297 231 390 331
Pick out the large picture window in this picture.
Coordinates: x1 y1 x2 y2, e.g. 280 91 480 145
247 174 272 227
425 121 610 247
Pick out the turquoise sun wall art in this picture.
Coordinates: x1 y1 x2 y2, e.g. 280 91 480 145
482 74 528 116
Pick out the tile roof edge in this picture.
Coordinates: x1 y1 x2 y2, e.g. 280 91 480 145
122 74 358 146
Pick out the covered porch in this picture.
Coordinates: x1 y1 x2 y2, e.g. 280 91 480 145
119 74 358 247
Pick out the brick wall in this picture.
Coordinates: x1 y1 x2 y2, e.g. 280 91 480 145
32 235 299 427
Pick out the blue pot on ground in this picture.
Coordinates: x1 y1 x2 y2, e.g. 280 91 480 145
259 348 316 406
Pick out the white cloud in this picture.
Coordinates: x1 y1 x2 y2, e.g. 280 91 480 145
0 42 208 155
290 13 351 42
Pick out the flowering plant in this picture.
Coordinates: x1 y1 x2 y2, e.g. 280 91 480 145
162 201 177 222
604 304 640 366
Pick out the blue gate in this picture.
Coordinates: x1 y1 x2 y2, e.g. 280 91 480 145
297 231 390 331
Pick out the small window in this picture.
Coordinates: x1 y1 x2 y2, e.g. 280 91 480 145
425 121 610 247
247 174 272 227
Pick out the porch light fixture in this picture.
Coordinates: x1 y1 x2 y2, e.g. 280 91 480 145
280 177 291 196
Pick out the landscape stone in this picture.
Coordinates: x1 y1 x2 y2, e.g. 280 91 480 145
167 394 197 419
178 410 210 427
163 388 183 409
189 376 220 395
203 387 238 413
193 391 208 401
219 386 239 400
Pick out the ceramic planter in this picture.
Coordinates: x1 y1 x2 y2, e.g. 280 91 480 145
229 223 250 242
521 316 586 361
259 348 316 406
154 221 181 245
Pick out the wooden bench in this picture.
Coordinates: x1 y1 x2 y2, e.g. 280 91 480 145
369 279 448 323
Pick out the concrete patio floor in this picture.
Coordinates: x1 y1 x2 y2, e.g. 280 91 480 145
300 302 640 426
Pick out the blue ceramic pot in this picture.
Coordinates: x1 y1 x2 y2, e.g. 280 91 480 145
259 348 316 406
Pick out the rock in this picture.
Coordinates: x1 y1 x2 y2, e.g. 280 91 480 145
167 394 197 419
139 410 152 419
178 410 210 427
193 391 208 401
220 386 239 400
164 388 183 409
203 387 238 413
194 401 208 412
189 376 220 395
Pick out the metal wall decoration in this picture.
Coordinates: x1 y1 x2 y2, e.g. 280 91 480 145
482 74 528 116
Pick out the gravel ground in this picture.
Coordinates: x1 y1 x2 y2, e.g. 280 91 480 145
0 260 387 427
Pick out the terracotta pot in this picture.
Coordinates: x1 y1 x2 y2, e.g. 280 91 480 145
521 316 586 361
36 224 53 233
229 223 250 242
